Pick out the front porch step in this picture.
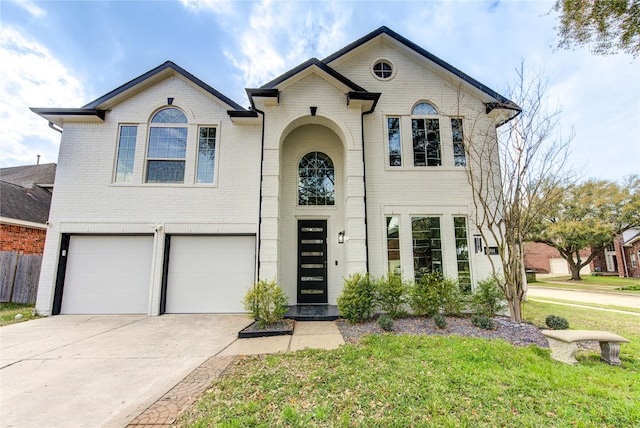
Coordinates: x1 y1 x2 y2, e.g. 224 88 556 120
284 305 340 321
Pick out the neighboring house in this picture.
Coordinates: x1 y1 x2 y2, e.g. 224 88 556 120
523 242 592 276
31 26 520 316
0 163 56 303
614 228 640 278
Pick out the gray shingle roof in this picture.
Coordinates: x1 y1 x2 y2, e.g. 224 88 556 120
0 164 56 224
0 163 56 189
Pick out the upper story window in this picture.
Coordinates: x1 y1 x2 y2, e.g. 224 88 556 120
372 59 393 80
197 127 216 183
298 152 335 206
146 108 187 183
411 102 441 167
114 125 137 182
451 118 466 167
387 117 401 166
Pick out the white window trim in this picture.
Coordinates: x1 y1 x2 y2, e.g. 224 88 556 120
371 58 396 81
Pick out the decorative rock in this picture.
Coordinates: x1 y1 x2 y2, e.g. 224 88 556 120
15 314 23 320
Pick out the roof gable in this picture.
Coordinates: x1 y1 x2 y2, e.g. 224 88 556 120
84 61 245 111
259 58 366 92
323 26 520 111
31 62 246 127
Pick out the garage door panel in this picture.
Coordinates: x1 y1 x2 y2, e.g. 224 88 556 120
166 236 255 313
61 236 153 315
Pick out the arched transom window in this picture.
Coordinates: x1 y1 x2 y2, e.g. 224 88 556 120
298 152 335 206
412 102 438 115
146 107 188 183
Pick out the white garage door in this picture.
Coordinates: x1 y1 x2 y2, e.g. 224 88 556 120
61 236 153 314
549 258 569 275
165 235 255 313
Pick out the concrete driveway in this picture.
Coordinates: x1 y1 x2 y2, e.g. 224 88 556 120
0 314 251 428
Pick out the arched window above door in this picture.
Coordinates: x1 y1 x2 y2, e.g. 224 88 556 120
298 152 335 206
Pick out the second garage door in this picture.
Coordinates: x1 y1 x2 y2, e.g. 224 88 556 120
165 235 256 313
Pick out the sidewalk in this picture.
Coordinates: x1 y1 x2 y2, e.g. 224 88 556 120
527 286 640 310
127 321 344 427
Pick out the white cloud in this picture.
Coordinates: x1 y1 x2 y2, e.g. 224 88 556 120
222 0 352 88
179 0 237 16
8 0 46 18
0 27 86 166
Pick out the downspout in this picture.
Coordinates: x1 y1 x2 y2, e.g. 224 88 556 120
360 107 375 273
255 107 265 281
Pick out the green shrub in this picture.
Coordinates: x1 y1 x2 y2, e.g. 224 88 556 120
374 272 410 319
377 314 394 331
471 314 495 330
469 276 506 317
545 314 569 330
243 279 289 328
337 273 375 323
433 313 447 329
409 272 464 316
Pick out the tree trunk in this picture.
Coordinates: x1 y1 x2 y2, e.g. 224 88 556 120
569 263 582 280
506 295 523 323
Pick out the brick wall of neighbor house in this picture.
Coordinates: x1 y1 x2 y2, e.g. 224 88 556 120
620 240 640 278
0 224 47 254
590 247 608 272
524 242 559 273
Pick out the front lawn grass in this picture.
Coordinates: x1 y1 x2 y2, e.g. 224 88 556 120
178 303 639 427
0 303 38 326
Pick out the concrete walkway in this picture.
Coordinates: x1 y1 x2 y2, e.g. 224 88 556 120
527 286 640 310
219 320 344 356
0 316 344 428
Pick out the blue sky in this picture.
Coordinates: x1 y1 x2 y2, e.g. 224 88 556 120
1 0 638 182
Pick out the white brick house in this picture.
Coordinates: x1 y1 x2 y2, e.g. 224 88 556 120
32 27 519 316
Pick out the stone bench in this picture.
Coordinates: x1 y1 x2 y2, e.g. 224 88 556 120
541 330 630 365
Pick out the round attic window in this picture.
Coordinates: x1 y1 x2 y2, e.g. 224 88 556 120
372 59 394 80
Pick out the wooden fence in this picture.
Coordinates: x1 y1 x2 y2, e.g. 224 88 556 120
0 251 42 304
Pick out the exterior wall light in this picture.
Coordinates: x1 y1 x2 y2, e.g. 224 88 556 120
167 97 174 105
338 230 345 244
474 234 482 253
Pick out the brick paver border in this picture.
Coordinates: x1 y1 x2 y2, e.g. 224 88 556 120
127 355 235 427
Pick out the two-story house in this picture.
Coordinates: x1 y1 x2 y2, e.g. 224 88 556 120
31 26 519 316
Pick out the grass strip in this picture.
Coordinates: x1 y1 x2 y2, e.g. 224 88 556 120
0 303 38 327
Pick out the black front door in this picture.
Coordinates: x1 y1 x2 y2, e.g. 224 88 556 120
297 220 328 304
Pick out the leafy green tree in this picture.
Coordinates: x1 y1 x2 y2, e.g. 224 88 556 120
554 0 640 57
533 176 640 280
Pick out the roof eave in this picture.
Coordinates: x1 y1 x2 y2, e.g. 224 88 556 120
227 109 262 124
347 91 381 113
29 108 106 127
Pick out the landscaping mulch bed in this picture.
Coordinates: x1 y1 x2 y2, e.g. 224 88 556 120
238 319 295 338
337 315 550 348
